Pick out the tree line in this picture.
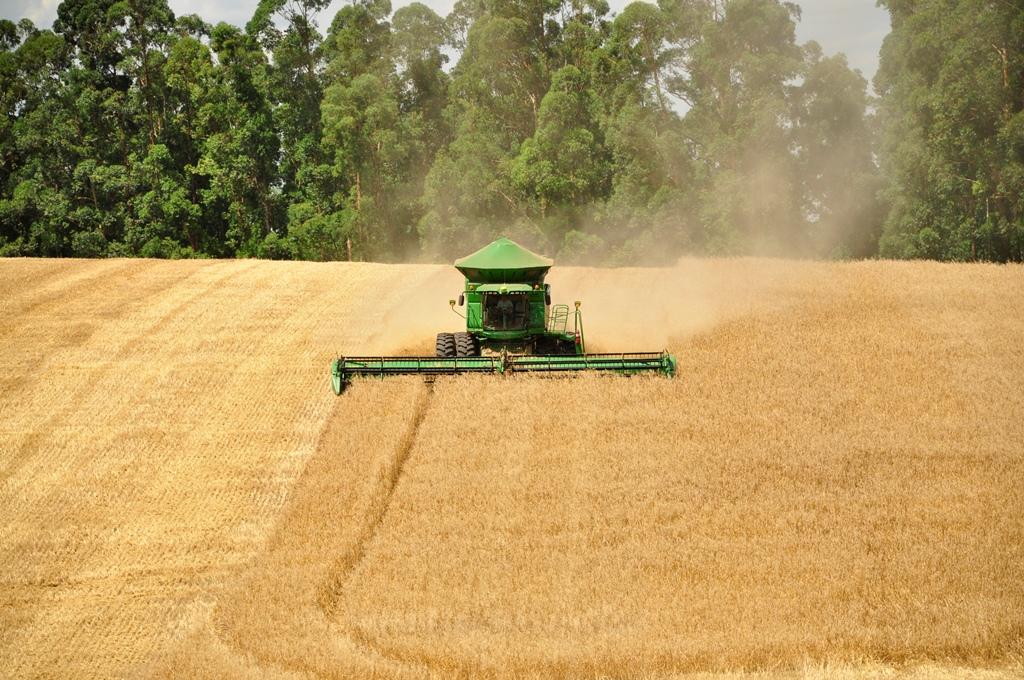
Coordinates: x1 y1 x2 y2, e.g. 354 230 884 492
0 0 1020 263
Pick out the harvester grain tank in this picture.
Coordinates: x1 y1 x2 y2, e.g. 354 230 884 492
330 237 676 393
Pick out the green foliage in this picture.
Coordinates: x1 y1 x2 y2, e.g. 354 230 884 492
286 201 353 260
512 65 609 215
558 229 607 263
794 45 885 258
139 236 203 259
71 229 107 256
876 0 1024 262
5 0 1013 263
257 231 298 260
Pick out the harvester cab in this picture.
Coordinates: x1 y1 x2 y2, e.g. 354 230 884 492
330 237 677 394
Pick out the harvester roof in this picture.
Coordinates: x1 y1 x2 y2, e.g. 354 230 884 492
454 237 552 284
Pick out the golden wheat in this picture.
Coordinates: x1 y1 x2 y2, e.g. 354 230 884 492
0 257 1021 679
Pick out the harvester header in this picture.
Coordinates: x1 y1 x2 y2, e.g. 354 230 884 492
330 237 677 393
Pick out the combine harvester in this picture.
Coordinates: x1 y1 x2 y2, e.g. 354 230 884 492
330 237 677 394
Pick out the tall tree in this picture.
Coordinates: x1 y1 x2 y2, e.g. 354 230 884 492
194 23 280 256
674 0 805 253
0 21 72 255
247 0 330 212
511 64 610 248
391 2 448 145
793 44 883 258
321 71 420 258
875 0 1024 261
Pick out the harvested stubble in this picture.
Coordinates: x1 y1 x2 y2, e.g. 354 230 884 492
0 257 1022 680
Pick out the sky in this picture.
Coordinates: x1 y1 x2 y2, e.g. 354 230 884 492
1 0 891 84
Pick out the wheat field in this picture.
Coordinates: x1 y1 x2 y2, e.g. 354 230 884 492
0 257 1022 679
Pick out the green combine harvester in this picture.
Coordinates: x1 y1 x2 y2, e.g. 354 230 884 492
330 237 677 394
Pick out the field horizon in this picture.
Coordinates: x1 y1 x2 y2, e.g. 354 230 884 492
1 256 1022 679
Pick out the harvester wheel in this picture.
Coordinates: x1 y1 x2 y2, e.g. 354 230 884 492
435 333 456 357
454 332 479 357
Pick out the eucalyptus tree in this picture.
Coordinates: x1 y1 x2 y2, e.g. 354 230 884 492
793 44 883 258
247 0 331 215
876 0 1024 261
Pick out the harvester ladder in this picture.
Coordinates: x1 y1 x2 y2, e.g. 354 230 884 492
548 304 570 333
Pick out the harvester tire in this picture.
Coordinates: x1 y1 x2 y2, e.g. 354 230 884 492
435 333 456 358
454 332 479 357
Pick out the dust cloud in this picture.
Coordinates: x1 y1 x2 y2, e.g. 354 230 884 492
366 257 820 356
549 257 818 352
359 264 464 356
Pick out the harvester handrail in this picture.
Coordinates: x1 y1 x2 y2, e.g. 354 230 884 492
547 304 570 334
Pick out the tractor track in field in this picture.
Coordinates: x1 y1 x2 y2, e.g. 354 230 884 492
194 382 442 680
209 376 452 678
306 381 441 676
319 382 433 618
